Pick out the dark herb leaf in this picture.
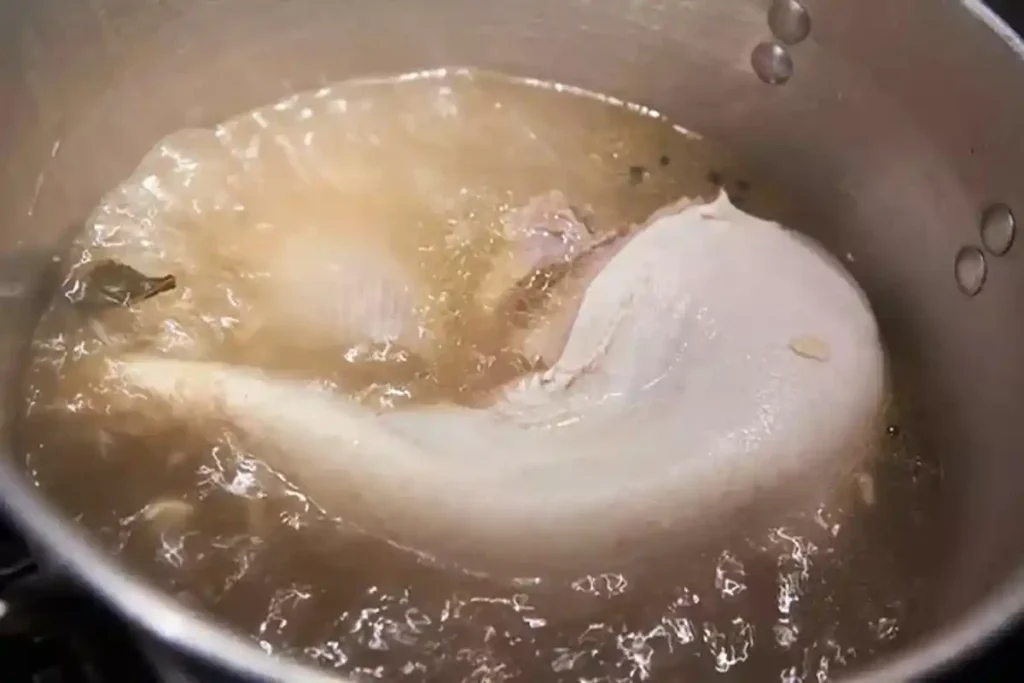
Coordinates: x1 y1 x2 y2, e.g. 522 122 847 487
64 259 177 309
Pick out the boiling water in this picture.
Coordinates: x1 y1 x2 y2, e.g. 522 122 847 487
17 70 942 682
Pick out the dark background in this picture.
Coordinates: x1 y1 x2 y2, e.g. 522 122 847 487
991 0 1024 27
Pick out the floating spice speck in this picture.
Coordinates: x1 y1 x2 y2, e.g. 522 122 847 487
788 335 831 362
141 498 195 529
627 165 648 186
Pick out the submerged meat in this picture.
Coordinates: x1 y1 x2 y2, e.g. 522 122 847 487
259 233 431 353
477 191 597 312
480 190 636 369
110 192 886 578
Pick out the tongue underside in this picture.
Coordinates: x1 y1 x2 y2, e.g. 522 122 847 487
105 191 886 579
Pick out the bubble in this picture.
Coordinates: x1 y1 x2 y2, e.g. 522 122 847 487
751 41 794 85
980 203 1016 256
953 245 987 297
768 0 812 45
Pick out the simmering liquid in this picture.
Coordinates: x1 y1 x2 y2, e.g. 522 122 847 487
18 69 941 682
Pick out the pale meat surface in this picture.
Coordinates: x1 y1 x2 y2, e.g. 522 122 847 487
112 193 886 578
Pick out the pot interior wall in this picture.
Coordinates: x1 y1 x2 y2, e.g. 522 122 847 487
0 0 1022 669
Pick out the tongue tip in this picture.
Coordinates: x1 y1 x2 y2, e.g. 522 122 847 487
704 188 740 217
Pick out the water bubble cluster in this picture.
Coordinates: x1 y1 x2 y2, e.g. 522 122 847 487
752 0 811 85
954 203 1016 298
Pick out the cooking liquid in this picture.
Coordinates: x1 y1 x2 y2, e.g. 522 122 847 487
17 70 941 682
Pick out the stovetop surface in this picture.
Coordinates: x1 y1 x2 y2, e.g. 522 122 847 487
0 519 162 683
1 2 1023 681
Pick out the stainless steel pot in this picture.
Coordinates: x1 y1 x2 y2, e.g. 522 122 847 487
0 0 1022 681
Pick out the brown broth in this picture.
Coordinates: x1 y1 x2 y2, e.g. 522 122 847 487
17 69 942 682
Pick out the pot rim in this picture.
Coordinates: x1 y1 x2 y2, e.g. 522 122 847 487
0 2 1020 681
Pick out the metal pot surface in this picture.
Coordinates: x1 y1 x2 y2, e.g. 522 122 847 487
0 1 1022 681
